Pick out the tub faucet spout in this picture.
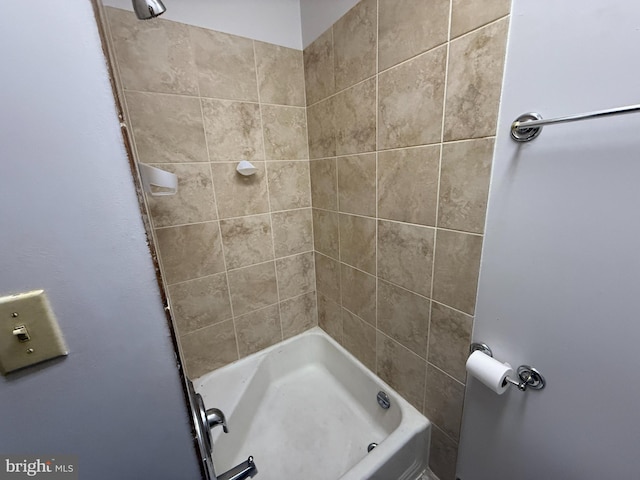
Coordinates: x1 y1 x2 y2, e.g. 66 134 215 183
217 456 258 480
206 407 228 433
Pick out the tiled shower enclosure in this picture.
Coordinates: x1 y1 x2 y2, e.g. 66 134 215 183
102 1 510 477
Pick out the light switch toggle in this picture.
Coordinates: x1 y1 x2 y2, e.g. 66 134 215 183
12 325 30 342
0 290 68 375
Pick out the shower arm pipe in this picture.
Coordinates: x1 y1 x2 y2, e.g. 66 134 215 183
510 103 640 142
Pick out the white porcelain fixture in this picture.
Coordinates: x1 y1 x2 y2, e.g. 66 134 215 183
195 327 431 480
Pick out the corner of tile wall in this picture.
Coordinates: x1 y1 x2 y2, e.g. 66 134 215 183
103 6 316 380
303 0 511 478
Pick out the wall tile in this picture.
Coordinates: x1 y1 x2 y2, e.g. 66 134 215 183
255 41 305 107
267 161 311 212
429 425 459 480
310 158 338 210
211 162 269 218
307 98 336 159
318 292 343 343
312 209 339 259
315 252 341 304
220 215 274 269
377 220 434 296
262 105 309 160
444 18 509 141
439 138 494 234
378 46 447 149
338 153 376 216
451 0 511 39
202 99 264 161
340 263 376 326
377 332 426 412
107 7 198 95
335 78 376 155
147 163 216 228
190 27 257 101
235 304 282 358
168 273 232 335
377 279 430 358
180 320 238 379
377 145 440 226
271 209 313 258
227 261 278 316
155 222 225 284
378 0 450 71
125 91 207 164
280 291 318 339
333 0 377 91
342 308 376 371
428 302 473 382
432 230 483 315
424 365 465 441
303 28 335 105
339 214 376 274
276 252 316 300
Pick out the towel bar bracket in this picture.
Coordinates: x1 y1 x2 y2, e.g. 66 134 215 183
510 112 544 142
510 103 640 143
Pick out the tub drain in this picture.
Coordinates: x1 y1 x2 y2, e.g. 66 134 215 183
377 391 391 409
367 442 378 453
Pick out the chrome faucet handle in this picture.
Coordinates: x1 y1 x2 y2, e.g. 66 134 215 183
206 407 229 434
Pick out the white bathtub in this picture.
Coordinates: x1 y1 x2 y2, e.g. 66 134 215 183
195 327 431 480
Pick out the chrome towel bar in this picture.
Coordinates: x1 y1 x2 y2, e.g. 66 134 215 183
510 103 640 142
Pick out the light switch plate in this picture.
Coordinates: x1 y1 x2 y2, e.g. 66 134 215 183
0 290 68 375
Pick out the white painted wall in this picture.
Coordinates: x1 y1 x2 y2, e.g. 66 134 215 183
458 1 640 479
104 0 303 49
300 0 359 47
0 2 201 478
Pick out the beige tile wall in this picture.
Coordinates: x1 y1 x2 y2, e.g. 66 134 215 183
304 1 510 478
103 3 510 478
104 7 316 379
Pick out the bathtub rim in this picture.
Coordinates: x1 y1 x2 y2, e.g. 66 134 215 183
194 326 431 480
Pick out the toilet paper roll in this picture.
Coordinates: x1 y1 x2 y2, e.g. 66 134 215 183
466 350 514 395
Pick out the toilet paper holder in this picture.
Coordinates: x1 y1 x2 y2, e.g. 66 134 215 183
470 343 546 391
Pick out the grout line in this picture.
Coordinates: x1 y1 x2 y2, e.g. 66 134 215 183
431 299 474 318
179 317 235 338
374 0 380 376
377 276 432 302
431 423 460 446
311 207 487 238
192 50 241 360
165 270 224 288
180 288 315 339
377 329 428 363
253 40 285 343
307 134 496 162
122 87 309 110
121 88 200 99
424 0 454 413
141 158 312 166
428 361 466 387
329 25 342 336
168 254 315 286
450 12 511 43
153 206 313 230
342 304 375 329
306 42 448 111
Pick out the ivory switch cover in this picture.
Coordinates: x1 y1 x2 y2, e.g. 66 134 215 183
0 290 68 375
